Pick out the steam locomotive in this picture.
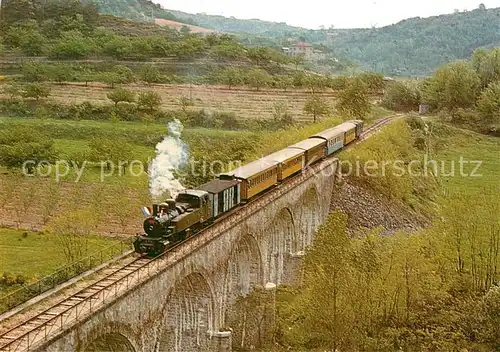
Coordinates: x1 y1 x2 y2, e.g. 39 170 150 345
133 120 364 256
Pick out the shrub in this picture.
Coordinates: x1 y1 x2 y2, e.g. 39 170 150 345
107 88 136 106
21 83 51 100
138 91 162 112
477 82 500 126
382 81 421 112
114 102 139 121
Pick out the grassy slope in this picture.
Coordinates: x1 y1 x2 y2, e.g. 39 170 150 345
431 123 500 196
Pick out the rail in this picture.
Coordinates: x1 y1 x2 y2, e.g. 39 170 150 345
0 116 398 352
0 242 130 315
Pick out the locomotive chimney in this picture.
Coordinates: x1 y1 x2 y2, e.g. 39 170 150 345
152 204 159 216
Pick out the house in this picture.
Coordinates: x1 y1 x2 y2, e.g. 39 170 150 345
286 42 314 59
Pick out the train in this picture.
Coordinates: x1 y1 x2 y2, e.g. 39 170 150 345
133 120 364 256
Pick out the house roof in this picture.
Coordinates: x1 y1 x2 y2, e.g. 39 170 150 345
295 42 312 48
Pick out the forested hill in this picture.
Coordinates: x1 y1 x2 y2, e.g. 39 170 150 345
86 0 500 76
84 0 196 25
170 6 500 76
329 7 500 76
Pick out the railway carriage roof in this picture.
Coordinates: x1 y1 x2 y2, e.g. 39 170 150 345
263 148 305 163
311 126 345 140
219 158 279 180
288 138 325 151
198 179 240 194
336 122 358 132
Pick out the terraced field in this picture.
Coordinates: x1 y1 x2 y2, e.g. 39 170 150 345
45 83 356 122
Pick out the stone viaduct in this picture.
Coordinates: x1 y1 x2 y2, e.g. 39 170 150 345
27 158 339 352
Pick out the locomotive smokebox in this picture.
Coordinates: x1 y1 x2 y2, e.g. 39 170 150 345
152 204 159 216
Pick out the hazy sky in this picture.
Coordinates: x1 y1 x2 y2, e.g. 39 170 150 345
157 0 500 29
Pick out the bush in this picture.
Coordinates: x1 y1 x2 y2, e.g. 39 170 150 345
359 72 386 91
107 88 136 106
21 83 51 100
0 126 58 171
477 82 500 126
0 98 31 116
22 62 48 82
114 102 139 121
382 81 421 112
138 91 162 112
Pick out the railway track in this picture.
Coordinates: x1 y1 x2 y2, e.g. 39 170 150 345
0 114 400 352
0 256 153 351
360 114 402 139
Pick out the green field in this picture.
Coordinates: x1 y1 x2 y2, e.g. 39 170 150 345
0 228 123 280
431 124 500 196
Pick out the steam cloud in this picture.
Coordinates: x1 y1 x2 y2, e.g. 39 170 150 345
149 119 189 201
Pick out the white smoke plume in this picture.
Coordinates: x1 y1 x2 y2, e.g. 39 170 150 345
149 119 189 201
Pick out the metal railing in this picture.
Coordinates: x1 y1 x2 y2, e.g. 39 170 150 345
0 241 130 315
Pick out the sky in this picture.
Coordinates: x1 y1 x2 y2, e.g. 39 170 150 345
157 0 500 29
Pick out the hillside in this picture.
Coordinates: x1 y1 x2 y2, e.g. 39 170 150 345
87 0 500 76
86 0 196 25
171 6 500 76
328 7 500 76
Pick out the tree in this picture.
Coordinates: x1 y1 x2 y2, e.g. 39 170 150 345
471 48 500 88
0 127 57 171
48 210 99 263
21 83 50 100
137 91 162 112
22 61 48 82
75 67 94 87
40 181 60 225
422 61 481 111
98 65 135 88
358 72 385 92
106 88 136 107
300 211 354 350
274 75 293 92
336 78 371 119
89 138 133 171
102 35 133 60
48 63 74 84
477 82 500 125
290 55 305 70
247 69 271 90
273 101 294 127
4 84 21 99
139 64 162 85
382 81 421 112
216 67 243 89
5 20 46 56
303 95 330 122
0 0 37 29
50 30 95 59
212 42 245 61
